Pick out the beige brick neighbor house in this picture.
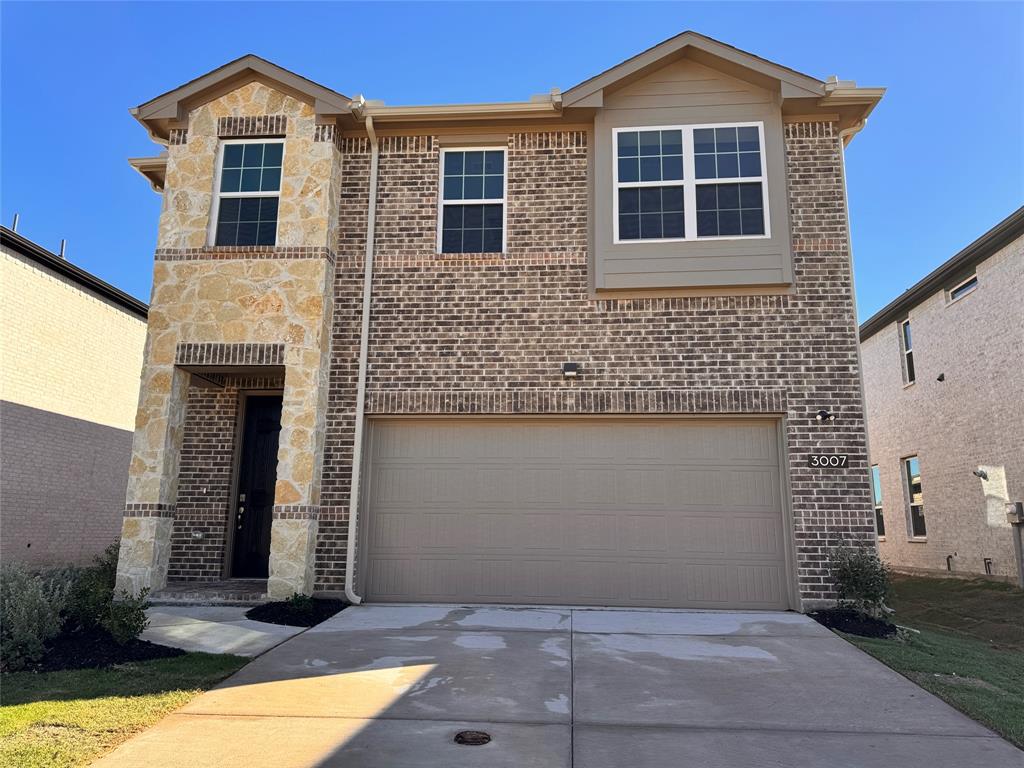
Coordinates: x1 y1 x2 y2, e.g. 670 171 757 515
116 31 885 610
861 207 1024 584
1 226 148 566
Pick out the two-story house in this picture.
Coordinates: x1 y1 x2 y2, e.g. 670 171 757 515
861 208 1024 585
116 31 883 611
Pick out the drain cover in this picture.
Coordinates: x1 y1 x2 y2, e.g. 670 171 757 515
454 730 491 746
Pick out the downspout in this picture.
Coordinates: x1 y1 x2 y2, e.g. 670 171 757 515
344 114 379 605
837 119 876 544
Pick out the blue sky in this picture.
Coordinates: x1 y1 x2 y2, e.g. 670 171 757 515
2 2 1021 319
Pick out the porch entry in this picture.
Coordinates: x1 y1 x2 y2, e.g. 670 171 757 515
231 395 282 578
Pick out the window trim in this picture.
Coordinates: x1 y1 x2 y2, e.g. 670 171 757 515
436 146 508 255
899 318 915 385
870 464 885 540
902 454 927 540
612 121 771 245
208 138 285 247
947 274 978 304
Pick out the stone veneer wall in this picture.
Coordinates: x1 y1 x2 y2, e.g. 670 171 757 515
312 125 875 606
117 80 341 598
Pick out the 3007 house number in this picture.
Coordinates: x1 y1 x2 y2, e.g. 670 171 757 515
807 454 849 468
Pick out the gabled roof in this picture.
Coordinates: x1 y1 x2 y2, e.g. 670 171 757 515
563 30 825 106
859 206 1024 342
131 54 352 142
0 226 148 319
560 30 882 136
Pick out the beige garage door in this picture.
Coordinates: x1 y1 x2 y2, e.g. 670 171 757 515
362 418 790 609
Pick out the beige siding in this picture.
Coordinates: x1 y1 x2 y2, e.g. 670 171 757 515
593 58 793 291
362 417 791 609
0 246 146 431
862 234 1024 579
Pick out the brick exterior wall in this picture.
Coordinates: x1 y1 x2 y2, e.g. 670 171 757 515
298 123 875 604
862 234 1024 579
155 120 874 606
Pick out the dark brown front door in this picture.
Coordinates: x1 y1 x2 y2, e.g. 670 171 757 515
231 395 282 578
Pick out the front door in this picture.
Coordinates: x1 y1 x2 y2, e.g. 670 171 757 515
231 395 282 578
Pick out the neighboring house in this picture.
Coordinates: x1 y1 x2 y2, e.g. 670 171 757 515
0 226 147 566
861 208 1024 583
115 30 884 611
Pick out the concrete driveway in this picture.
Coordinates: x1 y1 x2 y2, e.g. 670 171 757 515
95 605 1021 767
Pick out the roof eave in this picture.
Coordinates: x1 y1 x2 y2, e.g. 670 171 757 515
128 155 168 193
859 206 1024 342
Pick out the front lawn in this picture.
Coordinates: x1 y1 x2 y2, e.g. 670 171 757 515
843 574 1024 749
0 652 246 768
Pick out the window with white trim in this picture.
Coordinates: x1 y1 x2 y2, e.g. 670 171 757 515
900 319 915 384
903 455 926 538
211 139 284 247
871 465 886 538
614 122 768 243
438 148 506 254
949 274 978 302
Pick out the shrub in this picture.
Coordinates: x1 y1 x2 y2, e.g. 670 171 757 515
102 589 151 644
66 542 150 645
1 564 72 672
285 592 316 617
829 544 891 618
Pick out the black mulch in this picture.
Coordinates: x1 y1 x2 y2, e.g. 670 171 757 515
809 607 898 639
246 598 347 627
34 626 185 673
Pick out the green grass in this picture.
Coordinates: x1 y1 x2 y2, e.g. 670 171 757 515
842 574 1024 749
0 653 246 768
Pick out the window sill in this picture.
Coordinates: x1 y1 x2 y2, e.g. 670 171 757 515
907 537 928 543
877 536 886 542
902 381 916 390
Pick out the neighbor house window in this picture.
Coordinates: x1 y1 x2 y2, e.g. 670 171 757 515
949 274 978 302
614 122 768 243
903 456 926 537
900 319 915 384
212 140 284 247
871 465 885 538
439 148 506 253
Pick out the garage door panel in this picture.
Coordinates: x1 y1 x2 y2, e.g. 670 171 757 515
364 419 790 609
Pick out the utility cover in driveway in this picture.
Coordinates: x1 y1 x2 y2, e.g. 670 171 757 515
362 418 790 609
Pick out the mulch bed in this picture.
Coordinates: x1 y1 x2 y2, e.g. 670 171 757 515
246 598 347 627
34 626 185 673
809 607 897 638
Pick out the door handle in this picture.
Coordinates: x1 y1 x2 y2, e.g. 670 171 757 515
236 506 245 530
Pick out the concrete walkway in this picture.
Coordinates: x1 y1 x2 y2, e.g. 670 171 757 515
143 606 305 656
98 605 1021 767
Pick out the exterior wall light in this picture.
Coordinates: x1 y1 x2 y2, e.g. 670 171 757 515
815 409 836 422
562 362 581 378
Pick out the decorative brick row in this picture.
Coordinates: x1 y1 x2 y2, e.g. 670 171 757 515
365 388 787 416
273 505 319 520
155 246 335 263
340 135 434 155
176 342 285 367
595 293 791 313
313 123 343 150
124 503 176 518
784 121 836 139
511 131 588 149
168 128 188 146
217 114 287 138
372 252 586 267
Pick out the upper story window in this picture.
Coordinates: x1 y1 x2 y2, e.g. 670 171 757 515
871 465 885 538
903 455 926 538
900 319 915 384
439 148 506 254
949 274 978 303
211 140 284 247
613 122 768 243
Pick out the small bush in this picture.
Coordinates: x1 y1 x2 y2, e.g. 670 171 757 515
1 565 72 672
829 545 891 618
67 542 150 645
102 589 151 644
285 592 316 616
